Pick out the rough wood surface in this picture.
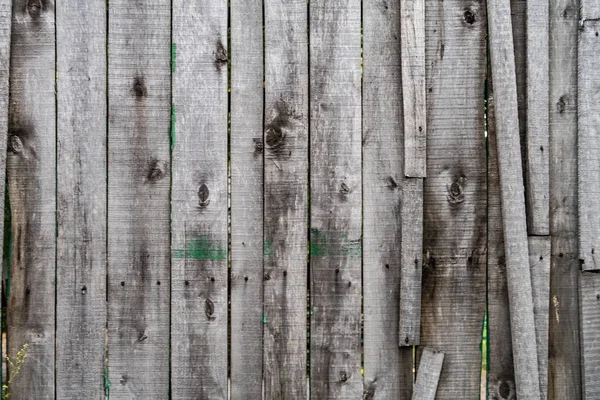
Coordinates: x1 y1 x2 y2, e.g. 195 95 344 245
412 348 444 400
579 271 600 399
401 0 426 178
171 1 228 398
420 0 487 398
56 1 107 398
263 0 309 398
230 0 264 398
107 1 171 398
7 1 56 398
309 0 362 397
363 0 414 395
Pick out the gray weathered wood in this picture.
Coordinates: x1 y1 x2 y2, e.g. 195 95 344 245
263 0 309 398
363 0 414 395
107 1 171 397
230 0 264 398
309 0 362 397
56 1 107 398
6 1 55 398
420 0 487 398
510 0 527 171
579 271 600 399
399 178 423 346
401 0 426 178
525 0 550 235
487 0 541 397
171 1 228 398
412 348 444 400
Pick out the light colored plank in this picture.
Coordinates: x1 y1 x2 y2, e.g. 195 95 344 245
412 348 444 400
56 1 107 398
420 0 487 398
6 1 55 398
309 0 362 397
263 0 309 397
107 1 171 398
171 1 228 398
401 0 426 178
363 0 414 395
579 271 600 399
230 0 264 397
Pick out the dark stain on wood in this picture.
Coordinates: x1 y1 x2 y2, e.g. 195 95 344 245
463 8 477 26
24 0 48 19
132 76 147 99
198 183 210 208
214 40 228 71
147 159 167 182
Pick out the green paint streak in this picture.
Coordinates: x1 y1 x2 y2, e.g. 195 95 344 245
171 43 177 72
310 229 361 258
263 313 267 324
173 236 226 260
263 241 273 256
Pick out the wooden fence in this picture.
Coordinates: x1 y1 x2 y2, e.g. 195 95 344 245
0 0 595 399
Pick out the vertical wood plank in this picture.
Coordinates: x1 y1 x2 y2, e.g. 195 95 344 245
421 0 487 398
230 0 264 398
7 1 55 398
107 1 171 398
309 0 362 397
401 0 426 178
510 0 527 169
171 1 228 398
56 1 107 398
363 0 414 396
579 271 600 399
263 0 309 398
412 348 444 400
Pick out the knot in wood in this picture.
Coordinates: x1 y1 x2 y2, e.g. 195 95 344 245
132 77 147 98
265 126 285 149
214 42 228 69
463 8 476 25
253 137 263 154
339 371 349 382
446 178 466 204
8 135 24 154
340 182 350 195
26 0 43 18
205 298 216 321
198 184 210 207
147 160 167 182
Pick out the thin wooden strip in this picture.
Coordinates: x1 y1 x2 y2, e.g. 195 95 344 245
309 0 362 397
420 0 487 398
7 2 56 398
412 348 444 400
263 0 309 398
399 178 423 346
56 1 107 398
579 271 600 399
107 1 171 397
487 0 541 397
171 1 228 398
363 0 414 396
401 0 426 178
230 0 264 397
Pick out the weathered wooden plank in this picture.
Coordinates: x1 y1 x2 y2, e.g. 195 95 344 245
107 1 171 398
510 0 527 170
412 348 444 400
56 1 107 398
579 271 600 399
548 1 582 398
230 0 264 398
363 0 414 395
171 1 228 398
6 1 55 398
420 0 487 398
309 0 362 397
263 0 309 398
401 0 426 178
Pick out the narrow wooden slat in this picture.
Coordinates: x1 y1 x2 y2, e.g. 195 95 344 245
548 0 582 398
412 348 444 400
171 1 228 398
401 0 426 178
309 0 362 397
56 1 107 398
579 271 600 399
263 0 309 397
7 2 55 397
510 0 527 168
107 1 171 397
420 0 487 398
363 0 414 395
230 0 264 397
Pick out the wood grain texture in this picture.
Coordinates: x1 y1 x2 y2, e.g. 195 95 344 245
401 0 426 178
363 0 414 396
579 271 600 399
510 0 527 175
263 0 309 398
171 1 228 398
412 348 444 400
230 0 264 397
309 0 362 397
487 0 541 397
421 0 487 398
56 1 107 398
107 1 171 398
7 1 56 398
548 1 582 399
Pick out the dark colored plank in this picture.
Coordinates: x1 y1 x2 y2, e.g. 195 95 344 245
579 271 600 399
